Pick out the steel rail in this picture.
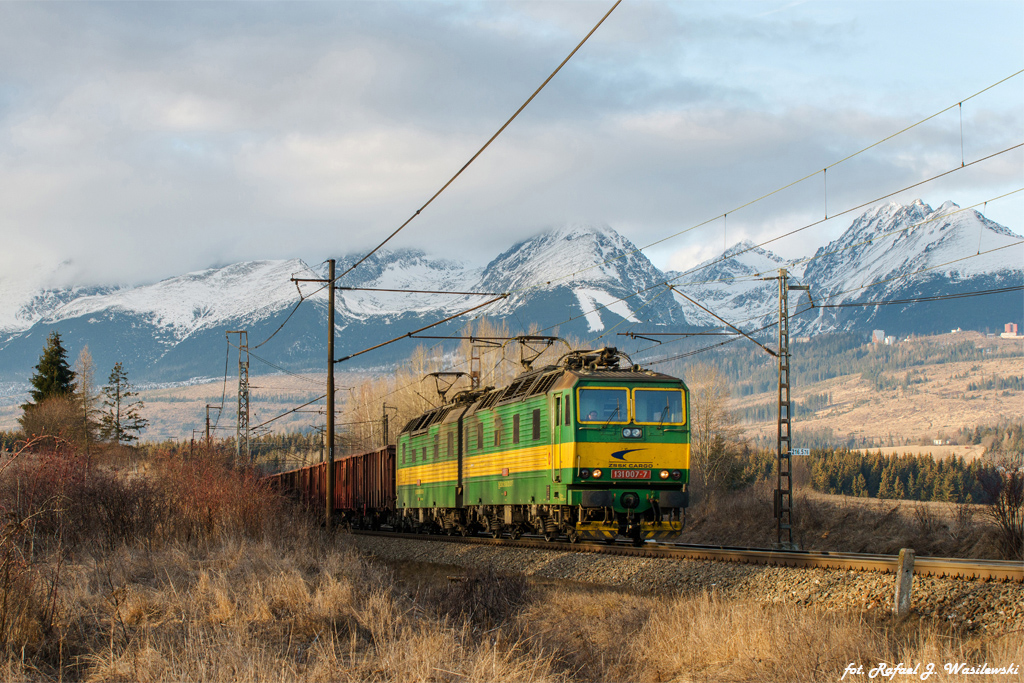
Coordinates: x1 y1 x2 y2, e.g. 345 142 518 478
352 531 1023 582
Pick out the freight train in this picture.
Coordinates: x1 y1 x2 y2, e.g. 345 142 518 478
268 347 690 545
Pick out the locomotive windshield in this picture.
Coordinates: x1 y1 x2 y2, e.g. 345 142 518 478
634 388 685 425
578 388 629 423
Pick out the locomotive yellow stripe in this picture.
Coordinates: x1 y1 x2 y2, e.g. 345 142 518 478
396 461 457 487
463 445 550 478
394 441 688 487
575 441 689 469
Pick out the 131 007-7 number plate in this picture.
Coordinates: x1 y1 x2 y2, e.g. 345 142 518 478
611 469 651 480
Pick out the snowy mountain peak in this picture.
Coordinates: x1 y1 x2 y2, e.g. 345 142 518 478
480 222 656 292
0 202 1018 386
804 199 1023 307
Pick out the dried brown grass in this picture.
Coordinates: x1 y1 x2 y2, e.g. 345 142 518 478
684 480 1006 558
515 587 1022 683
1 443 1019 682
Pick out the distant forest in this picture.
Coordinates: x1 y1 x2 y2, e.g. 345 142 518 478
805 447 1012 504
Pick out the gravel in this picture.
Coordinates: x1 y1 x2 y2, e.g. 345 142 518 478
349 534 1024 633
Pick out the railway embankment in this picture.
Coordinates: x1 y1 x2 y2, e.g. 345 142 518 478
351 534 1024 634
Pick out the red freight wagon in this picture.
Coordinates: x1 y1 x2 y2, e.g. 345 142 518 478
266 446 396 528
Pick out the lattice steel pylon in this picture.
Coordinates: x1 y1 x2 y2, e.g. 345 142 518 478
775 270 794 549
227 330 250 465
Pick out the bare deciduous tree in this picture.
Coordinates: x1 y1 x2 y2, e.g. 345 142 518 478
74 346 100 453
686 362 745 499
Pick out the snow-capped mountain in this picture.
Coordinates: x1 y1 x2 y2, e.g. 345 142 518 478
798 200 1023 334
0 201 1020 386
478 223 686 332
0 224 685 384
667 240 791 328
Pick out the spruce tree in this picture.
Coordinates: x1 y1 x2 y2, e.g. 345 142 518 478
22 331 76 411
99 363 149 445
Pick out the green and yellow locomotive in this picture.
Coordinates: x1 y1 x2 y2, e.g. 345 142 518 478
395 347 689 545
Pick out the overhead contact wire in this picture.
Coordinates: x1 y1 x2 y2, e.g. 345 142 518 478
498 71 1024 296
335 0 622 285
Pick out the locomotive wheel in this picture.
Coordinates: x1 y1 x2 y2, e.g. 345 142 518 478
490 526 503 539
459 525 471 537
566 529 580 544
543 530 558 542
509 527 522 540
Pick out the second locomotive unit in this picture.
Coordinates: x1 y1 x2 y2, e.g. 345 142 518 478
395 347 690 545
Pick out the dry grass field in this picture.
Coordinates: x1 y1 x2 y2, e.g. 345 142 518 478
1 443 1019 683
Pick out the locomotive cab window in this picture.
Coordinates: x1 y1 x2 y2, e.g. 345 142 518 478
512 414 520 444
633 388 685 425
578 388 629 423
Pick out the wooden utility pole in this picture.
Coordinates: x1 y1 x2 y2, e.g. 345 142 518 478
291 260 337 528
326 259 335 529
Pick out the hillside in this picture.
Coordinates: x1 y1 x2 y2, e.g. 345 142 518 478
725 331 1023 447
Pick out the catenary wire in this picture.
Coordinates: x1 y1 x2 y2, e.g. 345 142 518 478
334 0 622 285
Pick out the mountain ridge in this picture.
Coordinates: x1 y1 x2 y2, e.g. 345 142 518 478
0 200 1020 386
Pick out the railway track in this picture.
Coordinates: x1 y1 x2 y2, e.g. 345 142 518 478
352 530 1024 582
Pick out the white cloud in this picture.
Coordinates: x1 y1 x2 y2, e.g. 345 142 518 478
0 1 1020 290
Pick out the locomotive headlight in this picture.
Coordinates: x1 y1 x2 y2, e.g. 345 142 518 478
671 470 681 480
632 428 642 437
591 469 603 478
659 470 670 479
579 468 591 479
621 427 643 438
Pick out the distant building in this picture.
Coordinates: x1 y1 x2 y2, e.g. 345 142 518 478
1002 322 1019 338
872 329 885 344
792 336 811 343
885 336 896 345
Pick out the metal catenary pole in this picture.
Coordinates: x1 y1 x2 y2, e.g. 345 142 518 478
226 331 250 465
775 269 794 548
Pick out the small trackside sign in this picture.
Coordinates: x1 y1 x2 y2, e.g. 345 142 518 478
791 448 811 456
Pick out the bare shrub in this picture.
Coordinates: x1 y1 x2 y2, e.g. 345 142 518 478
18 396 88 447
151 447 281 544
978 470 1024 560
422 566 532 629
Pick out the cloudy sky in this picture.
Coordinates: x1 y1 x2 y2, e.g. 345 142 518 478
1 0 1021 291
